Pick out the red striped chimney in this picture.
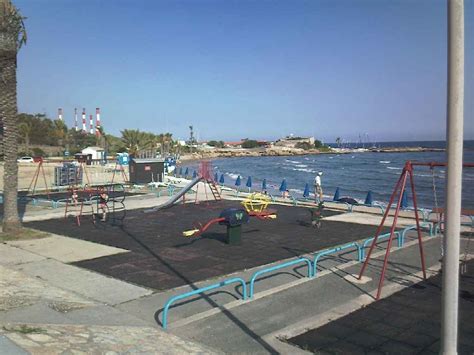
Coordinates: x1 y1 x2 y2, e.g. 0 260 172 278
82 108 87 132
89 115 94 134
58 108 63 121
95 108 101 136
74 108 78 131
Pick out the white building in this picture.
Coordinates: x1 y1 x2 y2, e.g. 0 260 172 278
81 146 105 160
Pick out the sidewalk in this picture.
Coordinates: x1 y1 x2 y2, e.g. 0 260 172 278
0 238 220 354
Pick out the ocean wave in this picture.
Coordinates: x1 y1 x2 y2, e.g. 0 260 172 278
285 159 301 164
226 173 240 179
379 161 391 164
293 167 316 173
295 164 308 168
289 188 304 194
387 166 402 170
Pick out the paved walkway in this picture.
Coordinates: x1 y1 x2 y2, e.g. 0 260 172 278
1 189 468 354
287 258 474 354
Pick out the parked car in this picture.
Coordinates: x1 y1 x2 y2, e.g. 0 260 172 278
17 156 34 163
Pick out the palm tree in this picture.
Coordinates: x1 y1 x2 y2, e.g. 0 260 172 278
335 137 341 148
18 120 32 154
0 0 26 234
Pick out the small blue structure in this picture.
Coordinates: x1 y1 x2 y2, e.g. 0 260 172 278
401 190 408 209
333 187 340 201
303 183 310 198
279 179 287 192
219 174 225 185
364 191 373 205
116 152 129 165
192 170 197 179
184 167 189 177
235 175 241 186
214 172 218 182
262 178 267 191
246 176 252 191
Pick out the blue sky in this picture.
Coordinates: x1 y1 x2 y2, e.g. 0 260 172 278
15 0 474 142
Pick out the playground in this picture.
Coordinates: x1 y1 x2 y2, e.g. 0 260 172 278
26 200 392 291
2 160 472 353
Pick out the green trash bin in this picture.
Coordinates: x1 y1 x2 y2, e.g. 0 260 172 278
219 208 250 245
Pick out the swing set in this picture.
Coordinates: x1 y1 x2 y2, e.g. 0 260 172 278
359 160 474 300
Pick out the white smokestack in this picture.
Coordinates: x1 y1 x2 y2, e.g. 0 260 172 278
95 108 101 136
74 108 78 131
82 108 87 132
89 114 94 134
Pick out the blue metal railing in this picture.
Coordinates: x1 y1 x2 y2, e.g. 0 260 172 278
313 242 362 277
249 258 312 298
400 222 433 245
161 277 247 329
361 231 402 260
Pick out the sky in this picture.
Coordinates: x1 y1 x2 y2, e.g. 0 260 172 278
15 0 474 143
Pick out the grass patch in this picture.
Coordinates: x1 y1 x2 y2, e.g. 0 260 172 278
0 227 50 241
3 324 46 334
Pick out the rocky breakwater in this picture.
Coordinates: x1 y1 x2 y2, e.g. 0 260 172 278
180 147 324 161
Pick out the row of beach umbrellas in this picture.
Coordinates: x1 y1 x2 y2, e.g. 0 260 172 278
175 167 410 206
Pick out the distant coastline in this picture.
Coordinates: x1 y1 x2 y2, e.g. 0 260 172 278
179 146 445 162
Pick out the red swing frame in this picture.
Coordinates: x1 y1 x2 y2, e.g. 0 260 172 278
358 160 474 300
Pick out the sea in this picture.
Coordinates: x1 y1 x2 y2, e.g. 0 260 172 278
181 141 474 210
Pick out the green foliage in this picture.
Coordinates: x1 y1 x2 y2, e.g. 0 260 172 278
31 147 45 156
295 142 312 150
207 140 225 148
314 139 323 148
241 140 259 149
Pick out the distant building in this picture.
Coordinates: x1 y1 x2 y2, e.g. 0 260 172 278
81 146 105 160
275 136 315 148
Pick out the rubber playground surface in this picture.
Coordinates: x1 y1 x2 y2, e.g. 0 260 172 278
288 259 474 354
27 200 395 291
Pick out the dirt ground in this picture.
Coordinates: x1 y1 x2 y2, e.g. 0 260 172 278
0 162 129 191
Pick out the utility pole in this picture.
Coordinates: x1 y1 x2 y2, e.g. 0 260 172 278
441 0 464 354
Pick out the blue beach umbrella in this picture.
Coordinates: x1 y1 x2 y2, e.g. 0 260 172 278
401 190 408 209
192 170 197 179
333 187 340 201
219 174 225 185
214 172 218 182
184 167 189 177
262 178 267 191
303 183 310 198
246 176 252 192
364 191 373 205
279 179 287 192
235 175 241 187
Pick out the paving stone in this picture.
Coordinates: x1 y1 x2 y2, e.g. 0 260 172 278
287 260 474 355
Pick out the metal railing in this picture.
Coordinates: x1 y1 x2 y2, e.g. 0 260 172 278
400 222 434 245
249 258 312 298
313 242 362 277
161 277 247 329
361 231 402 260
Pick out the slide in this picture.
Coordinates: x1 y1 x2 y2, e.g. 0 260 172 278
146 177 203 212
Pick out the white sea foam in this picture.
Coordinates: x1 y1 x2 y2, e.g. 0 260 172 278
285 159 301 164
289 188 304 194
226 173 240 179
379 161 391 164
295 164 308 168
293 167 316 173
387 166 402 170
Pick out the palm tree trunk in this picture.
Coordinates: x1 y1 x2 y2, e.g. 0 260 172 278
0 0 22 233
